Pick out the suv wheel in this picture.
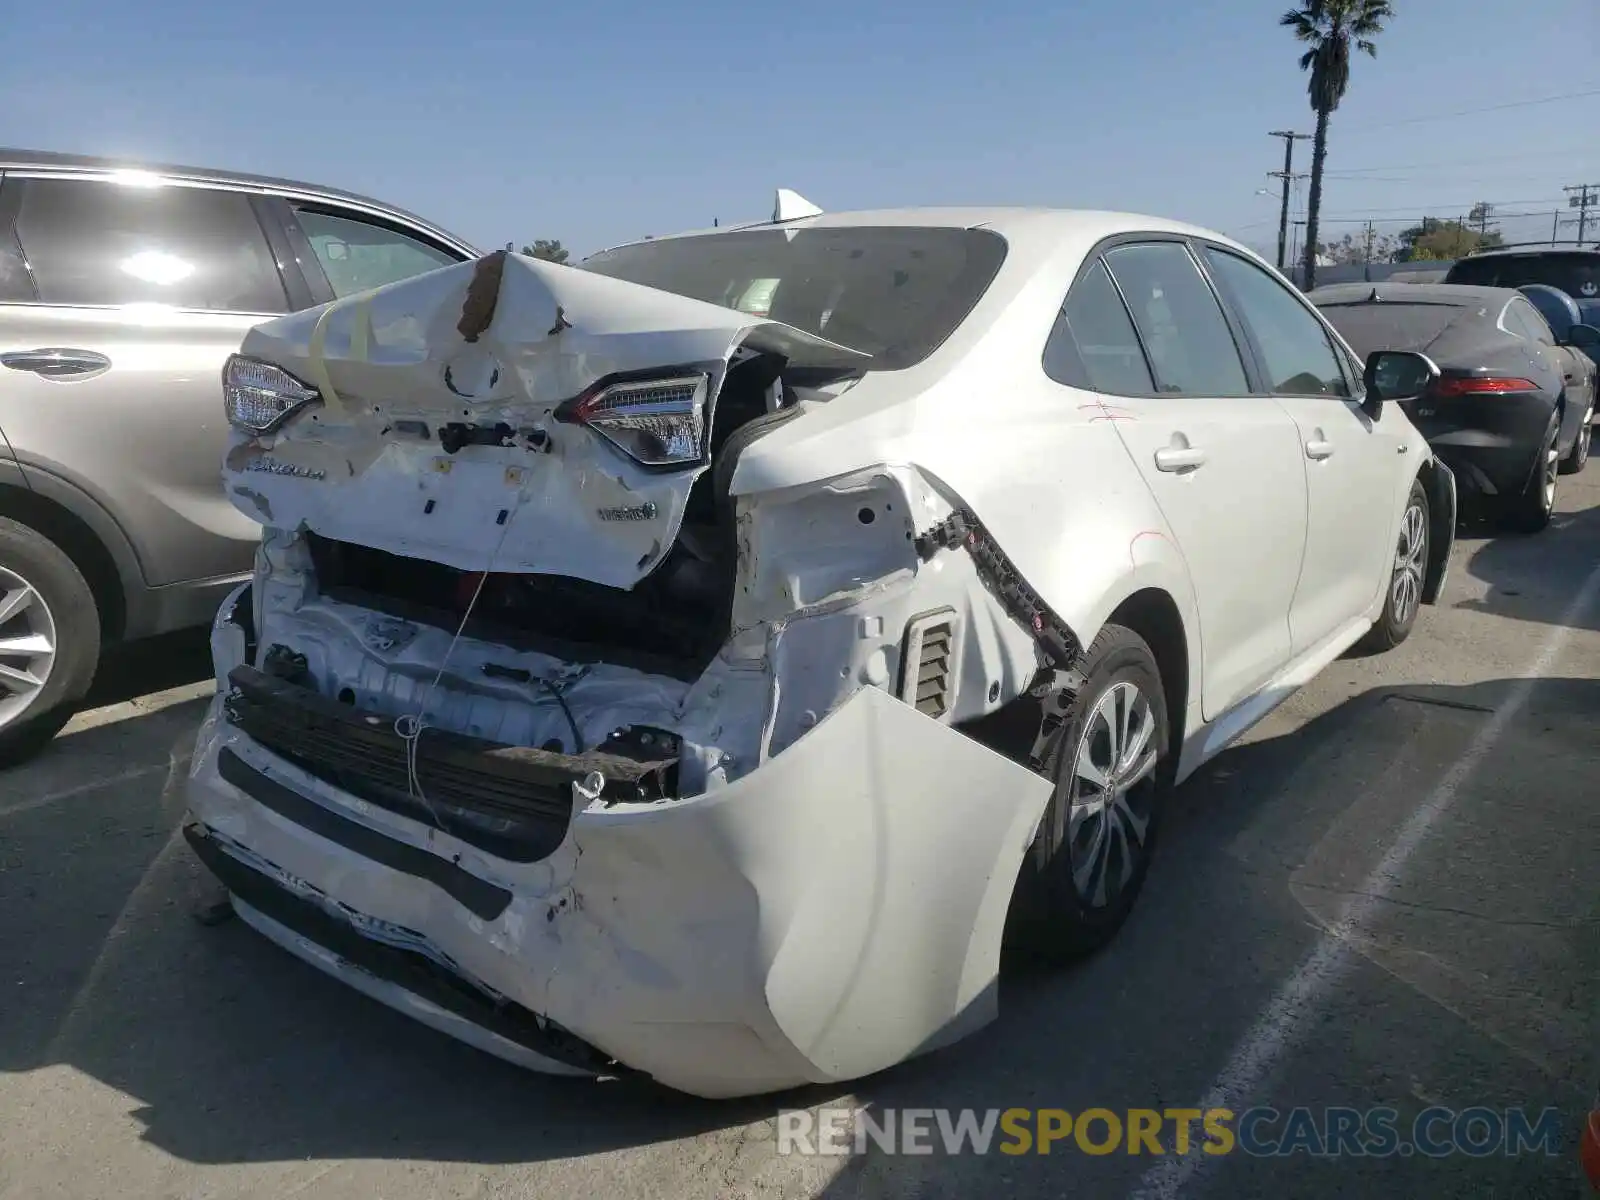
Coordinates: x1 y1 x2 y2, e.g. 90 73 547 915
1005 623 1173 961
1506 419 1559 534
1558 402 1592 475
0 518 101 767
1359 479 1428 653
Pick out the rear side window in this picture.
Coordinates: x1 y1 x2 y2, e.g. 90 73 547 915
1043 259 1154 393
1101 243 1250 395
13 178 287 312
291 206 460 298
1504 297 1554 345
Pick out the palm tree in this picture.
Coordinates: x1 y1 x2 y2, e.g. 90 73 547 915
1281 0 1393 289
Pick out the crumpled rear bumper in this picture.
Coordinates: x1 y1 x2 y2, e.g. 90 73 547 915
185 676 1051 1098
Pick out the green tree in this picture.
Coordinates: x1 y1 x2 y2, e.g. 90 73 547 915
520 239 570 263
1324 230 1398 265
1397 217 1503 261
1282 0 1395 290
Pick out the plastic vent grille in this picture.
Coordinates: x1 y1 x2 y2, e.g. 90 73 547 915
900 610 960 720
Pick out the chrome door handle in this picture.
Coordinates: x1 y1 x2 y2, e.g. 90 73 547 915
1153 445 1207 472
1305 439 1336 460
1 348 112 378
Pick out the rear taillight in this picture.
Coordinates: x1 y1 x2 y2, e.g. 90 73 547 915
559 373 710 469
1430 376 1538 398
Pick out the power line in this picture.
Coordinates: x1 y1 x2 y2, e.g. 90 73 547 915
1341 89 1600 132
1309 198 1564 217
1324 148 1600 176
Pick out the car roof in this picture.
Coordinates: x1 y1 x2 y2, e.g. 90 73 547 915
0 146 478 255
1309 281 1520 307
589 206 1262 262
1461 244 1600 259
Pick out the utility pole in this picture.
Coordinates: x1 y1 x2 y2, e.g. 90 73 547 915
1552 211 1561 246
1363 220 1375 265
1269 131 1312 270
1564 183 1599 244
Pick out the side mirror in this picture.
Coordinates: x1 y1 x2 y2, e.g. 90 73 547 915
1563 322 1600 351
1363 349 1440 409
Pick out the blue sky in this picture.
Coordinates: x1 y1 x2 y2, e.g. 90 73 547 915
5 0 1597 259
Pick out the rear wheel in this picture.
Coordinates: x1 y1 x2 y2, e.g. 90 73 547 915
1504 420 1558 534
0 518 100 768
1358 479 1428 653
1005 623 1172 962
1559 402 1592 475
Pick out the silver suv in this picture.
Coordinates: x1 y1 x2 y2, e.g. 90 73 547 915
0 150 477 764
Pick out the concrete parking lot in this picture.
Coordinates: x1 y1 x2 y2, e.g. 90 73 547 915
2 473 1597 1200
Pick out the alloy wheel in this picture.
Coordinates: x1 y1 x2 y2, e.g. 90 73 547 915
0 565 58 730
1066 681 1160 908
1391 502 1426 627
1542 436 1559 511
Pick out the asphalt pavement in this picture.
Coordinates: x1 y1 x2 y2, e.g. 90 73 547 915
2 470 1597 1200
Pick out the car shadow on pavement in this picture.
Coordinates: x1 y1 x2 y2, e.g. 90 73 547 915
810 675 1600 1199
1 677 1595 1193
80 628 215 710
1461 496 1600 633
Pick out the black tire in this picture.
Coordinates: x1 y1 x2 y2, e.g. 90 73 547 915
1005 623 1173 962
1559 402 1592 475
1358 478 1429 653
1505 419 1558 533
0 518 101 769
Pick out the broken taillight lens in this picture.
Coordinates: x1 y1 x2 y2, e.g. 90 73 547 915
562 374 710 468
224 355 321 434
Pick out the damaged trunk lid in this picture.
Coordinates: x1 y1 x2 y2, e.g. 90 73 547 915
226 250 868 587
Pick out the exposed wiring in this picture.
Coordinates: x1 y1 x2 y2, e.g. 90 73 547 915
539 676 585 757
396 479 533 829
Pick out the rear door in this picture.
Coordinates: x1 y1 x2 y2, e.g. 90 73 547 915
1199 245 1404 656
1082 239 1309 721
0 173 291 587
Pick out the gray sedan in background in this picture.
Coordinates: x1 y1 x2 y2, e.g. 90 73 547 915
1311 282 1597 532
0 150 477 764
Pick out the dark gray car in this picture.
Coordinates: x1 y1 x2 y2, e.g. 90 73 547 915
0 150 477 763
1310 282 1598 532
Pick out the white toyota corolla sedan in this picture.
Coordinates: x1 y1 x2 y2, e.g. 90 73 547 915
186 200 1456 1098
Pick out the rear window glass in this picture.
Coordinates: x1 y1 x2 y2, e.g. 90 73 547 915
1314 302 1466 359
580 226 1007 370
1445 252 1600 300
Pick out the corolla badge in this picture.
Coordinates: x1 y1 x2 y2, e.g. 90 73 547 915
597 502 658 522
245 457 325 481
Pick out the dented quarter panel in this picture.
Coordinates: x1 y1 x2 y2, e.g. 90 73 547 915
727 225 1206 724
